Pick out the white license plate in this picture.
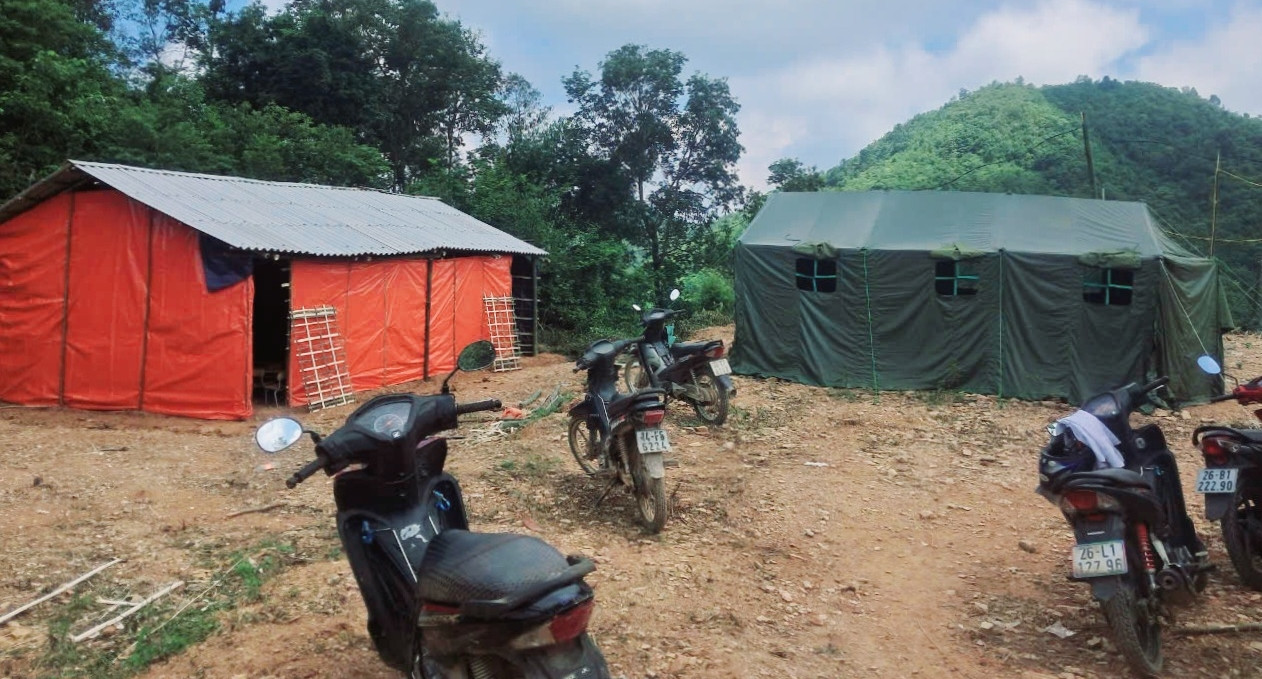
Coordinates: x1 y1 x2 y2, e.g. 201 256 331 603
1195 467 1238 494
1072 540 1128 579
636 428 671 454
709 358 731 376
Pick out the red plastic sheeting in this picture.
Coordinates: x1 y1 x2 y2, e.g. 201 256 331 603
346 262 390 392
0 190 253 419
63 191 150 409
428 259 457 376
141 214 252 419
287 255 510 406
383 259 429 385
0 193 71 405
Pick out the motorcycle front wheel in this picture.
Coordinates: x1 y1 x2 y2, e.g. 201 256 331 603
1221 489 1262 590
1101 578 1163 677
691 370 729 426
623 358 650 392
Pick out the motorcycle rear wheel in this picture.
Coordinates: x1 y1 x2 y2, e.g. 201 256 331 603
1220 490 1262 591
620 430 667 533
567 417 602 476
1101 582 1163 677
691 371 728 426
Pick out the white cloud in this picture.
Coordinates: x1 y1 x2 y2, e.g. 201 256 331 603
1135 2 1262 114
731 0 1149 188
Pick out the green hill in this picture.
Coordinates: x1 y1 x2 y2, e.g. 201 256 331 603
820 79 1262 325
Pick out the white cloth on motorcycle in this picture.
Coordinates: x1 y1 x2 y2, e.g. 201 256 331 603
1053 410 1125 469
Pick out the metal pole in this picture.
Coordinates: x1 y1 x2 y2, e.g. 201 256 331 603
57 191 76 405
1081 112 1098 199
1210 151 1221 258
530 255 539 357
423 257 433 380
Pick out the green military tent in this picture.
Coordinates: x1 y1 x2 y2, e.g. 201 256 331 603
732 190 1231 402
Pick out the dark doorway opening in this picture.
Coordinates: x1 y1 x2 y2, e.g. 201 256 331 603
252 257 291 405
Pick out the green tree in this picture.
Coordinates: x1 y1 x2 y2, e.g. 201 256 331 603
202 0 505 192
564 44 743 301
768 158 824 192
0 0 125 197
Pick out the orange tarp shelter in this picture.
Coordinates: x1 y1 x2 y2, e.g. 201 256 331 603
0 162 545 420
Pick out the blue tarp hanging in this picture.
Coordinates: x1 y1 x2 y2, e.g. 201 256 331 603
199 233 253 292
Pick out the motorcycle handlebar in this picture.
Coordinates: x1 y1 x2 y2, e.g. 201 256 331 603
1210 393 1239 403
1137 377 1169 395
456 399 502 415
286 456 326 489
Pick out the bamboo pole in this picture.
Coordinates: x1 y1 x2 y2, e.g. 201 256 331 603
0 558 122 626
71 580 184 642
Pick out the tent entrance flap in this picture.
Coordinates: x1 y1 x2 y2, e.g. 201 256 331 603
252 257 291 405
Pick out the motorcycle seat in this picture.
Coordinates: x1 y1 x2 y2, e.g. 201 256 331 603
418 530 572 608
1235 429 1262 443
668 341 718 358
605 389 665 420
1063 467 1153 489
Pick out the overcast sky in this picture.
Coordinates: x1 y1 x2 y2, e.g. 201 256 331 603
412 0 1258 190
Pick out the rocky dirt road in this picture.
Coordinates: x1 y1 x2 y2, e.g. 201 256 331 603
1 329 1260 678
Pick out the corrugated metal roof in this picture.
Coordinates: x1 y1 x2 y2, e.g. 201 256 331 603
0 161 546 257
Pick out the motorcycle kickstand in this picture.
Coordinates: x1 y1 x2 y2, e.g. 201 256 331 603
593 476 620 508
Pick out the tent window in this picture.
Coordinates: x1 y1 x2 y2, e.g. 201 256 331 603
795 258 837 293
934 260 979 296
1083 268 1133 306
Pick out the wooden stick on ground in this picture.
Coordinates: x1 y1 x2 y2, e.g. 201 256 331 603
224 502 285 519
1175 622 1262 635
71 581 184 642
0 558 122 626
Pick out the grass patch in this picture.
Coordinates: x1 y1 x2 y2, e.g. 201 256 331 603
497 454 560 480
32 539 295 679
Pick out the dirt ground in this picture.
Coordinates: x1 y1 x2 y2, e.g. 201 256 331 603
2 328 1262 679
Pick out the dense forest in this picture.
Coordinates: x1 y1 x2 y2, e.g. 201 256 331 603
0 0 745 352
6 0 1262 345
772 79 1262 325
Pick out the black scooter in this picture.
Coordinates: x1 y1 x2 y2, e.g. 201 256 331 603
567 337 672 532
1036 376 1210 677
622 289 734 425
254 341 610 679
1192 354 1262 590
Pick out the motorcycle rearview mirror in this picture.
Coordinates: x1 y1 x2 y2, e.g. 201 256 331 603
255 417 304 453
458 340 496 371
443 340 496 393
669 289 680 302
632 304 642 312
1196 354 1223 376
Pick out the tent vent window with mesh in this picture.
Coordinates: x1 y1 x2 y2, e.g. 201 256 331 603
795 258 837 293
934 260 979 296
1083 268 1133 306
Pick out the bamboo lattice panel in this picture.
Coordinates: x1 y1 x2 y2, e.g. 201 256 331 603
290 306 354 410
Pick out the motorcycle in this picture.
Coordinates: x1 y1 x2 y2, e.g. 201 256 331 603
567 337 672 533
1191 354 1262 590
1036 376 1210 677
621 289 735 425
253 341 610 679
